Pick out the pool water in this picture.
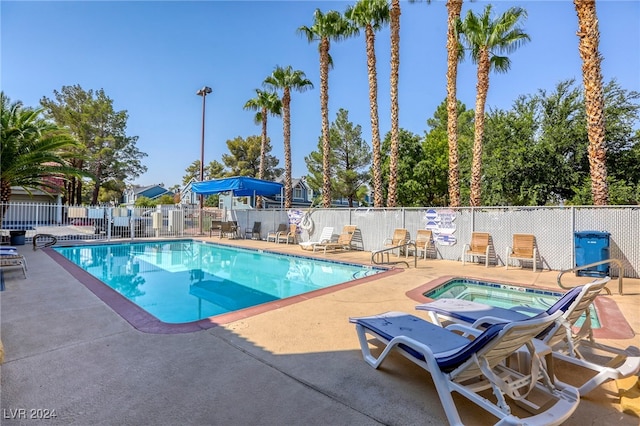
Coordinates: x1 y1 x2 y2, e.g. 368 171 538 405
425 277 600 328
55 240 382 323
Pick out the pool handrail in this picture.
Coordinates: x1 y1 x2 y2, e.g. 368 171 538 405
32 233 58 251
371 242 417 268
557 258 622 295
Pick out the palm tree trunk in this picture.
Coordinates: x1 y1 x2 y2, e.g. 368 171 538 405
257 107 268 209
446 0 463 207
320 38 332 208
283 88 292 209
469 49 490 207
366 25 383 208
574 0 608 205
75 179 83 205
0 180 11 224
387 0 401 208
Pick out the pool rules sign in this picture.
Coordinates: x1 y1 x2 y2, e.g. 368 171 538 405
424 209 457 246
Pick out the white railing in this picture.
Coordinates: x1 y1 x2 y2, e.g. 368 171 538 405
1 203 204 242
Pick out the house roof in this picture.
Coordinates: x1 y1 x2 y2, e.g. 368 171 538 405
130 185 173 199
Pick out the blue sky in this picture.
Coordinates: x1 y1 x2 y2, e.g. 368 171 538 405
2 1 639 190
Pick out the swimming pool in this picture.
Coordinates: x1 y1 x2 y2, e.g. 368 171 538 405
424 277 601 327
54 240 384 324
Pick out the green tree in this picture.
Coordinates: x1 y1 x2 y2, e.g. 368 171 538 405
98 180 126 204
305 109 371 207
481 79 640 206
1 93 88 220
134 196 155 208
381 129 425 206
183 160 226 185
345 0 389 207
482 99 548 206
155 194 175 205
458 4 530 206
222 135 282 180
264 65 314 209
40 85 147 205
385 100 473 207
299 9 355 207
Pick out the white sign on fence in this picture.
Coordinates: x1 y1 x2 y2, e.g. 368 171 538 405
424 209 457 246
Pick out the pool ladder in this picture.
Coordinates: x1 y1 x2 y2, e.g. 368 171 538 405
557 258 624 295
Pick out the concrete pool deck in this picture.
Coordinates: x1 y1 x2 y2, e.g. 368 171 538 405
1 237 639 425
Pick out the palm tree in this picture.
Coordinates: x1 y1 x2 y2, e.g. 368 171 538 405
264 66 314 209
1 92 86 221
574 0 608 205
387 0 401 207
345 0 389 208
243 89 282 208
298 9 354 208
445 0 464 207
458 5 529 207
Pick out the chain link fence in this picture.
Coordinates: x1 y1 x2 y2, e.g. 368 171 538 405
2 202 638 278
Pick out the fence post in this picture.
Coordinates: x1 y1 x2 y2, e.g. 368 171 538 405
107 207 113 241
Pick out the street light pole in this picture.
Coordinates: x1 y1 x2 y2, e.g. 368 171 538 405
196 86 212 235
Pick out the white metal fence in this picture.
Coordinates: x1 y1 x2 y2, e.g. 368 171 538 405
1 203 203 242
2 202 638 278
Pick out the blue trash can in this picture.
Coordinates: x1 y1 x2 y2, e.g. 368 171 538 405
574 231 610 277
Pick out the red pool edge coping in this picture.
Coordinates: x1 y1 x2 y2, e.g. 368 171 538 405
45 247 402 334
406 275 635 340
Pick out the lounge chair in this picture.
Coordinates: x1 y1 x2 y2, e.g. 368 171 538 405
409 229 436 260
313 225 357 254
244 222 261 240
506 233 538 272
299 226 334 251
0 251 27 278
277 224 298 244
416 277 640 395
350 310 579 425
461 232 494 267
266 224 287 243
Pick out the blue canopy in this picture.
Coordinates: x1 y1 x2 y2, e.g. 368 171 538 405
192 177 283 197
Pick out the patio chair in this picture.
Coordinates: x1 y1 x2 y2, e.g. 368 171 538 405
0 252 27 278
461 232 494 267
416 276 640 395
381 228 409 257
209 220 222 238
266 224 288 243
244 222 261 240
409 229 436 260
350 310 579 426
299 226 334 251
506 233 538 272
220 221 238 239
313 225 357 254
277 224 298 244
